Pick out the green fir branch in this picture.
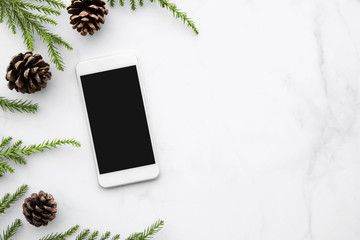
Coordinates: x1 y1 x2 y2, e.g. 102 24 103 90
99 232 111 240
88 231 99 240
39 225 79 240
0 219 22 240
0 184 28 215
0 97 38 114
126 220 164 240
0 0 72 71
111 235 120 240
149 0 198 34
34 0 66 9
0 138 80 177
75 229 90 240
0 162 14 177
39 220 162 240
130 0 136 10
109 0 198 34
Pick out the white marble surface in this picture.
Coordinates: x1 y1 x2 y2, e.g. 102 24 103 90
1 0 360 239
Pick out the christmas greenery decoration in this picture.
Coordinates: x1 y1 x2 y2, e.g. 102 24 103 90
0 0 197 71
0 184 28 215
38 220 164 240
0 96 38 113
0 0 72 71
0 137 81 177
109 0 198 34
0 218 22 240
1 185 164 239
38 225 80 240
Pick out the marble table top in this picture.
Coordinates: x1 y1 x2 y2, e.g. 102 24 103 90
1 0 360 239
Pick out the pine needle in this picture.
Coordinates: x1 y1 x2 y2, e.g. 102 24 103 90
0 97 38 114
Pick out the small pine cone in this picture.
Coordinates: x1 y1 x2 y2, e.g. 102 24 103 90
67 0 109 36
22 191 57 227
5 52 51 94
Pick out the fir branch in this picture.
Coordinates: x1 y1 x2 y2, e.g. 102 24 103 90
0 219 22 240
0 184 28 215
99 232 111 240
75 229 90 240
0 0 72 71
149 0 198 34
0 97 38 114
109 0 198 34
111 235 120 240
0 161 14 177
126 220 164 240
39 225 79 240
34 0 66 9
0 137 13 150
130 0 136 10
0 138 80 177
39 221 161 240
88 231 99 240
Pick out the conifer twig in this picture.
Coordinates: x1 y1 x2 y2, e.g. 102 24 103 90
125 219 164 240
0 137 81 177
75 229 90 240
0 219 22 240
38 220 162 240
0 184 28 215
39 225 79 240
149 0 198 34
109 0 198 34
0 97 38 114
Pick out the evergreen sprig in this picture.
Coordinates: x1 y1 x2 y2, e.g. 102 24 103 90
0 137 81 177
0 219 22 240
0 97 38 114
108 0 198 34
0 0 72 71
75 229 90 240
39 220 163 240
125 220 164 240
39 225 79 240
0 184 28 215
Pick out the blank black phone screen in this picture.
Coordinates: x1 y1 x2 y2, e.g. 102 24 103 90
80 66 156 174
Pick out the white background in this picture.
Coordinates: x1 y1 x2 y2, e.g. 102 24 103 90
1 0 360 239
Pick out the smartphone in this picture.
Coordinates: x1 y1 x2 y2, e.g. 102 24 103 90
76 53 159 188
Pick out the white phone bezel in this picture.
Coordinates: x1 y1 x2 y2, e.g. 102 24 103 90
76 53 159 188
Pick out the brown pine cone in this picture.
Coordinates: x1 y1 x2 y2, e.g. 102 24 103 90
22 191 57 227
67 0 109 36
5 52 51 94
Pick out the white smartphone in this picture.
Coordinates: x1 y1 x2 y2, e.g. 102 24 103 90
76 53 159 188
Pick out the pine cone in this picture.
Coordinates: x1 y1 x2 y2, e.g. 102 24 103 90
67 0 109 36
22 191 57 227
5 52 51 94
